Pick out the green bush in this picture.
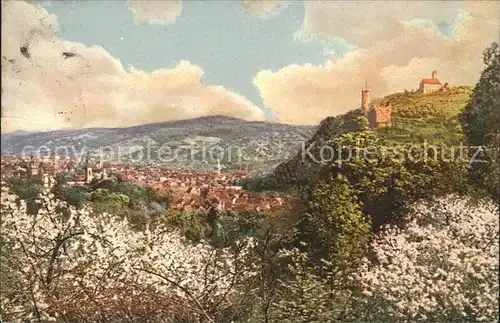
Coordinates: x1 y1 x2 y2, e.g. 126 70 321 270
3 177 43 214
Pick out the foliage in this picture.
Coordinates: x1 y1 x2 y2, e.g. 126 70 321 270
239 175 295 193
0 184 256 322
248 195 499 323
244 175 371 322
50 179 172 226
52 183 90 208
3 176 43 214
355 116 370 131
255 109 367 192
113 182 171 217
305 130 469 230
374 86 472 120
354 195 499 322
90 188 130 215
291 173 371 269
165 210 274 248
461 42 500 203
264 247 355 323
54 172 73 185
242 128 472 323
164 211 212 243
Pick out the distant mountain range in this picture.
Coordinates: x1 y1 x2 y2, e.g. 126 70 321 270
1 115 317 173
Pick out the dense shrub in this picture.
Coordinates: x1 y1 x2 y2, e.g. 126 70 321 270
354 195 499 322
461 42 500 203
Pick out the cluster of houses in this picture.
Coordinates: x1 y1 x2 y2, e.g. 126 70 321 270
2 153 108 187
112 166 289 215
1 155 290 215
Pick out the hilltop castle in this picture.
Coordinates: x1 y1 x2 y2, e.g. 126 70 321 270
360 71 450 129
419 70 449 94
361 84 392 129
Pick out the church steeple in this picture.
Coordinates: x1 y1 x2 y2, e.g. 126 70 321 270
96 155 102 169
27 155 34 179
84 151 93 184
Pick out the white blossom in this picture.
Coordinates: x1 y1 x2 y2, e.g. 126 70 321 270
355 195 499 322
0 183 256 322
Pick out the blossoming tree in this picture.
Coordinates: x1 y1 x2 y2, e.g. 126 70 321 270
355 195 499 322
0 183 256 322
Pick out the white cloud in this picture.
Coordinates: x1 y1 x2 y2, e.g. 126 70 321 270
124 0 183 25
1 0 266 133
297 0 463 48
241 0 289 19
254 0 500 125
124 0 291 24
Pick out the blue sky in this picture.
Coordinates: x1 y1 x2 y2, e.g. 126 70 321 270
41 0 356 114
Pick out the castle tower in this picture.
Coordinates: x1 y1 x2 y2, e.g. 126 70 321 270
361 80 370 112
432 70 438 79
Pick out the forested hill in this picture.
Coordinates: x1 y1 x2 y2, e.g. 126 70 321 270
242 86 473 192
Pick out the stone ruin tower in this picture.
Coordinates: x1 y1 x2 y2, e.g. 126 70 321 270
361 80 370 112
361 81 392 129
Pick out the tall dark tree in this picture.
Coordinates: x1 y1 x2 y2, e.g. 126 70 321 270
461 42 500 203
292 173 371 270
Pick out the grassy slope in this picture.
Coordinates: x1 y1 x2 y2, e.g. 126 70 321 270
374 86 472 145
244 86 472 192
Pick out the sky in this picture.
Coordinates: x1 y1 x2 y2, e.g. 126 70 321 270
1 0 499 132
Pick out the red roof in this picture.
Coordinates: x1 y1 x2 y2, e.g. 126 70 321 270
421 78 441 85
